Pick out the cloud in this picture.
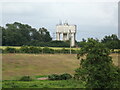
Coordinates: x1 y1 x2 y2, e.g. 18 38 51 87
1 1 118 41
2 3 35 15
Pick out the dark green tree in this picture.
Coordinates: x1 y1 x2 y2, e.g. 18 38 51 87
2 22 52 46
39 27 52 42
75 38 120 88
78 38 87 47
101 34 120 49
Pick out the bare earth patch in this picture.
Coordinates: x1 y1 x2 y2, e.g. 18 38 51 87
37 77 48 80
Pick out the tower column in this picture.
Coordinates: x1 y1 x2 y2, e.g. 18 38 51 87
56 32 60 40
71 33 75 47
67 33 69 40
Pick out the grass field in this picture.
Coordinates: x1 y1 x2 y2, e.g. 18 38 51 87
2 54 79 80
2 79 85 88
2 53 119 80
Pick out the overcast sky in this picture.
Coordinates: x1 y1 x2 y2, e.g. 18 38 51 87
0 0 119 41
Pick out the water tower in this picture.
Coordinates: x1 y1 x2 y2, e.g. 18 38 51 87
56 22 77 47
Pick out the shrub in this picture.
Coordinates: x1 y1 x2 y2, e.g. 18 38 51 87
61 48 69 54
20 46 29 53
43 47 54 54
0 49 3 53
48 73 72 80
48 74 60 80
20 46 42 53
19 76 33 81
29 47 42 54
60 73 72 80
5 47 17 53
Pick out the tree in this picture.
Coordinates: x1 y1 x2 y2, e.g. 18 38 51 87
75 38 120 88
101 34 120 49
78 38 87 47
2 22 32 46
39 27 52 42
2 22 52 46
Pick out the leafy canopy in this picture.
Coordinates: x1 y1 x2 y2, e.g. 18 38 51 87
75 38 120 88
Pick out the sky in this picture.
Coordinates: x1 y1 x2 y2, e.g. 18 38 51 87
0 0 119 41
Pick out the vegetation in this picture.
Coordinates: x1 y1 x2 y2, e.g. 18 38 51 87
2 22 52 46
2 53 119 80
1 22 70 47
2 46 79 54
78 34 120 50
75 38 120 88
19 76 33 81
2 54 80 80
1 22 120 49
4 47 17 53
1 22 120 88
48 73 72 80
2 79 85 88
101 34 120 49
2 46 120 54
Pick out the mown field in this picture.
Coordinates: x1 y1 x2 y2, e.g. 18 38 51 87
2 53 119 80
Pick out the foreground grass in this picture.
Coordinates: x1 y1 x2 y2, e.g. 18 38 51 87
2 79 85 88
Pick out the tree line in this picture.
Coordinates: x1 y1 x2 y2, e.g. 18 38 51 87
1 22 71 47
1 22 120 49
78 34 120 50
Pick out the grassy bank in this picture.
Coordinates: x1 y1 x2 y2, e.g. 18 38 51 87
2 53 119 80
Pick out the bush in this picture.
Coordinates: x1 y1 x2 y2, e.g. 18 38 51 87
20 46 29 53
29 47 42 54
0 49 3 53
5 47 17 53
48 74 60 80
61 48 69 54
43 47 54 54
20 46 42 53
60 73 72 80
48 73 72 80
19 76 33 81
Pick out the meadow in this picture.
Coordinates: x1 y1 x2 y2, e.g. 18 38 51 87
2 53 119 80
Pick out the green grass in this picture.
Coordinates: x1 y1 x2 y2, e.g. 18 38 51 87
2 79 85 88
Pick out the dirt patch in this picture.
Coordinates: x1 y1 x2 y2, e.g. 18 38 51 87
37 77 48 80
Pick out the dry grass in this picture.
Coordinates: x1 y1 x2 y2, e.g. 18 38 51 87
2 54 79 80
2 53 119 80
